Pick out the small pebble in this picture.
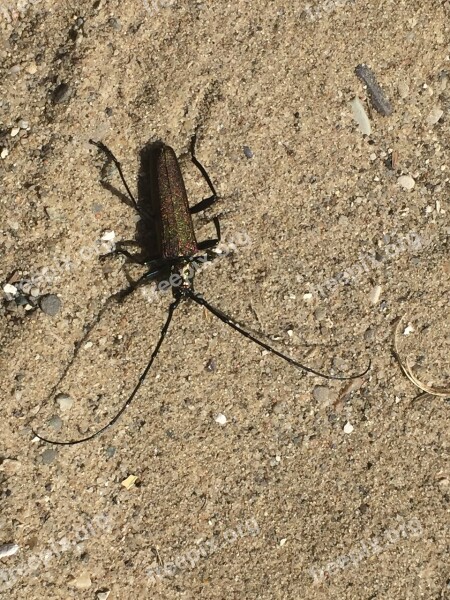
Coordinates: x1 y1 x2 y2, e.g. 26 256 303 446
30 287 40 298
40 448 58 465
370 284 382 305
56 393 73 411
48 415 63 431
11 127 20 137
364 326 375 342
403 324 415 336
26 63 37 75
97 592 111 600
1 148 9 159
243 146 254 158
121 475 138 489
397 81 409 99
314 307 326 321
52 83 72 104
205 358 216 372
105 446 116 458
3 283 18 296
108 17 121 30
69 572 92 590
0 543 19 558
343 422 354 434
427 107 443 125
39 294 61 316
18 120 29 130
214 413 227 425
101 230 115 241
397 175 415 190
313 386 331 404
279 538 287 547
350 97 371 135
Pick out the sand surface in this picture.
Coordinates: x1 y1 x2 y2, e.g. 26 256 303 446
1 1 449 598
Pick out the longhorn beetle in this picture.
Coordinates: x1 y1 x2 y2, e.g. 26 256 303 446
32 135 370 445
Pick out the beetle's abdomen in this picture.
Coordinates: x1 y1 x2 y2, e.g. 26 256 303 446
156 145 198 259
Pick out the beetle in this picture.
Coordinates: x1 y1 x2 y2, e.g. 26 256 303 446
32 135 370 445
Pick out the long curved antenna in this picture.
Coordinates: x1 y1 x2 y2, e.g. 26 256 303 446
32 297 182 445
40 271 155 415
188 291 370 381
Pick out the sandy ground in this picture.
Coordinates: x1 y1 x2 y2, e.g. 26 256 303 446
1 1 449 599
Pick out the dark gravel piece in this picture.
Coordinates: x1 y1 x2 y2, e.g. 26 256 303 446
52 83 72 104
243 145 254 158
355 64 393 116
39 294 61 316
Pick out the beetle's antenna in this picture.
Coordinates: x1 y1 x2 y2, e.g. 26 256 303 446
188 291 370 381
32 297 182 445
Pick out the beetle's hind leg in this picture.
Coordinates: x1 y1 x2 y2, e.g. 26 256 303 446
189 134 218 214
197 216 221 250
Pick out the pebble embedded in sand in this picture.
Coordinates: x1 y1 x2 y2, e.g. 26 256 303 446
426 107 443 125
343 422 354 434
69 572 92 590
0 543 19 558
3 283 18 295
39 294 61 316
56 393 73 411
214 413 227 425
350 97 371 135
370 285 382 305
397 175 415 190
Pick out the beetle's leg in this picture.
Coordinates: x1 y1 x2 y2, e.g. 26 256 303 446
189 134 218 214
197 216 221 250
100 248 147 265
90 139 143 216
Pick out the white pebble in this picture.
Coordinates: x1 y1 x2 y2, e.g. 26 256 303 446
18 120 30 130
0 543 19 558
303 293 313 301
11 127 20 137
397 175 415 190
3 283 18 295
84 341 93 349
279 538 287 546
214 413 227 425
403 324 415 336
56 393 74 411
343 422 354 434
427 107 443 125
101 230 116 241
1 148 9 159
369 284 382 305
350 97 371 135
